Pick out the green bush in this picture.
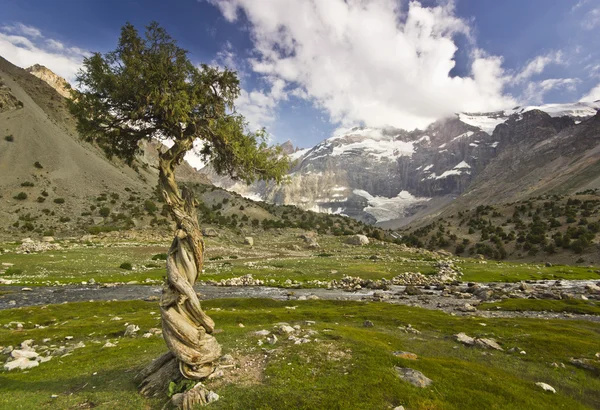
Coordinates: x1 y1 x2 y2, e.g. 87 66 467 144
151 253 168 261
36 197 46 203
87 225 119 234
34 161 43 169
144 200 158 214
20 181 34 187
59 216 71 222
99 207 111 217
4 135 14 142
119 262 133 270
54 198 65 204
13 192 27 200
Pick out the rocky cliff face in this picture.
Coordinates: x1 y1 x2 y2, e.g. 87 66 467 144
25 64 71 98
202 101 600 227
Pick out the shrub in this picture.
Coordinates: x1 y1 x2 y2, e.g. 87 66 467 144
87 225 119 234
36 196 46 203
59 216 71 222
20 181 34 187
41 190 49 197
99 207 111 217
4 135 14 142
119 262 133 270
54 198 65 204
13 192 27 200
144 200 158 214
34 161 43 169
151 253 168 261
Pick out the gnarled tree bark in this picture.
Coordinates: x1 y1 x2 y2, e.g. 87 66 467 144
136 138 221 408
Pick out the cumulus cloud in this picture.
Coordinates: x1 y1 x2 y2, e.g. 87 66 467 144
234 77 287 132
208 0 515 130
580 83 600 102
522 78 580 104
0 23 89 83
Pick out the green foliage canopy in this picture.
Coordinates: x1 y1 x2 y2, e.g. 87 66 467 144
69 22 289 184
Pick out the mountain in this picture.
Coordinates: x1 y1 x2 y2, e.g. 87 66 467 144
0 56 381 241
0 56 158 236
25 64 71 98
204 102 600 228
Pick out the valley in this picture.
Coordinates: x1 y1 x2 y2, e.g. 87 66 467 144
1 26 600 410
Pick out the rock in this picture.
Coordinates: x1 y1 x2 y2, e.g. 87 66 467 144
569 358 597 372
278 325 295 334
21 288 33 292
518 282 532 292
103 342 116 348
142 333 153 338
206 391 220 403
395 367 432 388
4 357 39 371
459 303 477 313
124 324 139 337
475 338 503 351
254 330 271 337
363 320 374 328
41 236 55 242
1 346 13 355
88 278 96 285
455 333 475 346
244 237 254 246
393 351 418 360
11 349 39 359
220 354 234 363
202 227 219 237
20 340 34 349
535 382 556 393
305 238 320 249
404 285 422 296
266 334 278 345
346 234 369 246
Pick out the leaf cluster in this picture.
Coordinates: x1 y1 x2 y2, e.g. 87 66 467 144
69 22 289 184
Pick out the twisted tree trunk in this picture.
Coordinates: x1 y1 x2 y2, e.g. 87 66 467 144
136 138 221 408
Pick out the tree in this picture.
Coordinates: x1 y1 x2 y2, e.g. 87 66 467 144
70 22 289 407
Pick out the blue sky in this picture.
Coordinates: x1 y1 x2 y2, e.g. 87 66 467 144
1 0 599 149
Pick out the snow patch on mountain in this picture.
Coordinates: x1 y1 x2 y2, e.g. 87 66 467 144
459 101 600 135
353 189 430 222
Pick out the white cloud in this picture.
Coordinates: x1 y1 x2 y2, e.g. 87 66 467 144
1 23 42 38
522 78 580 104
582 8 600 30
208 0 515 130
235 77 288 131
0 23 88 84
514 51 564 83
580 83 600 102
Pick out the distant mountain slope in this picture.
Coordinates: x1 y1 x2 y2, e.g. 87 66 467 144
0 56 157 235
25 64 71 98
204 101 600 228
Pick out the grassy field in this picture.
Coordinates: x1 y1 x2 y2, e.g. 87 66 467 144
0 298 599 409
1 232 600 286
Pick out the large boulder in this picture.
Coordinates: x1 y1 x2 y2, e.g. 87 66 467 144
346 235 369 246
395 367 432 388
244 237 254 246
202 228 219 237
